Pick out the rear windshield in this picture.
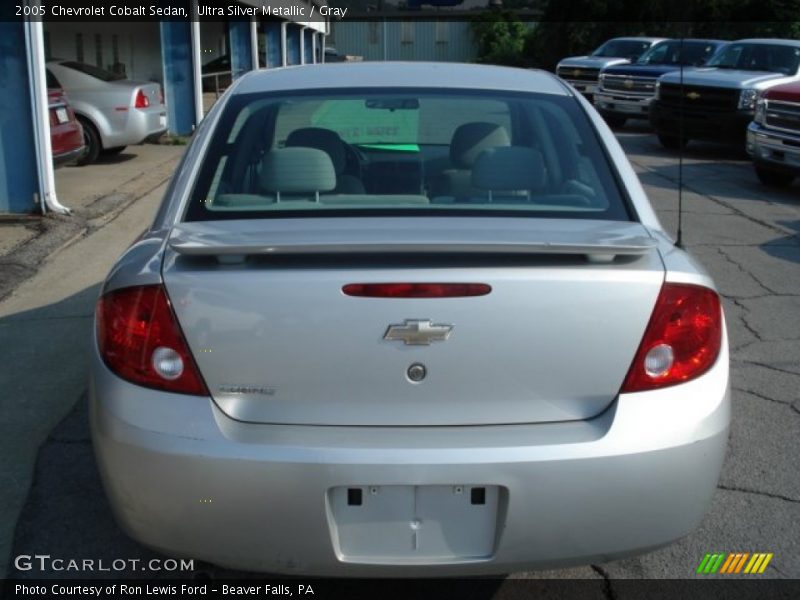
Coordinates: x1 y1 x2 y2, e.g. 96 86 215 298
184 88 631 222
592 40 652 60
46 69 61 89
705 43 800 75
61 61 125 81
636 40 721 66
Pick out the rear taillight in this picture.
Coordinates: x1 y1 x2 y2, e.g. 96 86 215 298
134 89 150 108
96 285 207 395
621 282 722 393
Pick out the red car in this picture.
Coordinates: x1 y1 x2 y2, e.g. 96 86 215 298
48 71 85 167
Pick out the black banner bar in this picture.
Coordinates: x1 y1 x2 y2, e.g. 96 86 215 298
2 0 800 22
4 579 800 600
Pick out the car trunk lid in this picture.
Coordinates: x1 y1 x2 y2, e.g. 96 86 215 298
162 217 664 426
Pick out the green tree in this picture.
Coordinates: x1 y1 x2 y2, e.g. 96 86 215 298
471 12 531 66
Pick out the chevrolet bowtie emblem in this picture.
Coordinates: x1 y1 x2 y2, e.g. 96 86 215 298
383 320 454 345
687 91 701 100
573 68 581 77
624 78 634 88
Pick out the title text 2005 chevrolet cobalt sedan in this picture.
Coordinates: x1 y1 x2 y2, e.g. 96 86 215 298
91 63 729 576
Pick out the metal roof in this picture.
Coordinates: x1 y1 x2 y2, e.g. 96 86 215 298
234 62 569 95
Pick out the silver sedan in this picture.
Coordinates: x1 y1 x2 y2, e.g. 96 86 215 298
47 60 167 165
90 62 729 576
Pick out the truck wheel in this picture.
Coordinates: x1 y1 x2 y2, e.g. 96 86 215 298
605 115 627 128
658 134 689 151
755 165 795 188
76 117 101 166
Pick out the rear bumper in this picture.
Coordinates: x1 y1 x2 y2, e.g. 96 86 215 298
594 92 654 119
90 338 729 576
50 120 85 167
105 107 167 147
747 122 800 174
52 144 86 168
650 102 753 141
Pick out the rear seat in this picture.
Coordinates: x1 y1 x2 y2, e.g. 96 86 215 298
429 122 510 199
211 147 427 209
471 146 546 201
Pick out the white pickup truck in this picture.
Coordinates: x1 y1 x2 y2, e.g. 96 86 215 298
556 37 667 100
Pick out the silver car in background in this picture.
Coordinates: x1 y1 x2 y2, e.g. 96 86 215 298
91 62 729 576
47 60 167 165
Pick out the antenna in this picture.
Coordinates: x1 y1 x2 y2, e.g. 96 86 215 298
675 31 686 248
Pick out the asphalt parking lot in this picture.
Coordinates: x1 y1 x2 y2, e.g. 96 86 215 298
2 123 799 590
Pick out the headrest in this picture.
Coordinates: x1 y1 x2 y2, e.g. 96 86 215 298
449 122 510 169
286 127 346 174
259 147 336 194
471 146 546 191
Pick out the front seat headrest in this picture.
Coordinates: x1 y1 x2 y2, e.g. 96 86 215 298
471 146 546 192
260 147 336 194
449 122 510 169
286 127 347 175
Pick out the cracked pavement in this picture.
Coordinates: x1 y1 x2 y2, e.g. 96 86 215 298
2 124 799 592
587 128 800 585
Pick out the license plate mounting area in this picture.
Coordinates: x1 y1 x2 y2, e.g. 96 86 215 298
327 485 501 563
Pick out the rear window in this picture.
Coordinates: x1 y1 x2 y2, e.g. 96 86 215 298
273 97 512 148
636 40 721 66
592 40 652 60
46 69 61 89
61 61 125 81
706 43 800 75
184 88 630 222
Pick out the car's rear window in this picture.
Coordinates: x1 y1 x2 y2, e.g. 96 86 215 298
61 61 125 81
46 69 61 89
592 40 652 59
184 88 631 222
636 40 721 66
705 43 800 75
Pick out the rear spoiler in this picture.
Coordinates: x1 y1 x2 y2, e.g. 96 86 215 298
168 218 657 263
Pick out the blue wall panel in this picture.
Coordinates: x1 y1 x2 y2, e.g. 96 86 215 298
160 21 197 135
264 21 282 68
304 29 314 63
229 19 253 79
0 22 39 214
287 25 301 66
